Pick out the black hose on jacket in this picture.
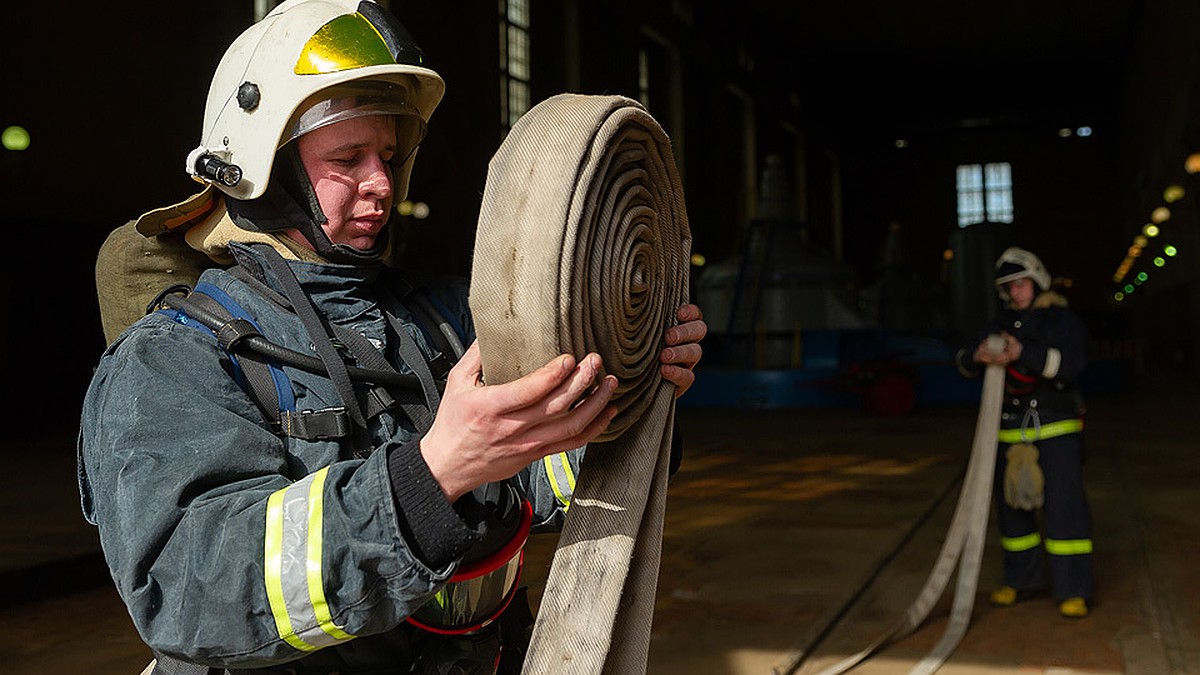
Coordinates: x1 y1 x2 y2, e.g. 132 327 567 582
159 291 424 390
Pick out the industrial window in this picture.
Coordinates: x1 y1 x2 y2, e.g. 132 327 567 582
956 162 1013 227
500 0 531 130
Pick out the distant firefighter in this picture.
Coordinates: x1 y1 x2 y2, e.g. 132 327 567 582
956 247 1094 618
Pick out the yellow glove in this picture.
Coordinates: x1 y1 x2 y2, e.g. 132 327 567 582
1004 443 1044 510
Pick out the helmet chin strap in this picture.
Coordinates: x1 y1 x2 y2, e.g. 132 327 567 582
226 144 390 265
300 212 392 266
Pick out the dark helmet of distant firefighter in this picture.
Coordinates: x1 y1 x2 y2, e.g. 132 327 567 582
186 0 444 264
187 0 531 635
993 247 1050 304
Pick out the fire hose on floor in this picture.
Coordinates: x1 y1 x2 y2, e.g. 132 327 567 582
468 93 691 675
775 336 1007 675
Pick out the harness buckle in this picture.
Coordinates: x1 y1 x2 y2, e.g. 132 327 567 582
281 407 351 441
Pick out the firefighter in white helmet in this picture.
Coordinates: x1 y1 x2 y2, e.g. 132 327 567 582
78 2 707 673
956 246 1094 618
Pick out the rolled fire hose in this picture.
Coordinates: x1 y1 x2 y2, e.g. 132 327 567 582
469 93 691 674
779 335 1006 675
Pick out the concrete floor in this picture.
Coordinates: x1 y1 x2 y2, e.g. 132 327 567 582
4 371 1199 674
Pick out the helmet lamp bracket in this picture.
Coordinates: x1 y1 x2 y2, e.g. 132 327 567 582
188 146 243 188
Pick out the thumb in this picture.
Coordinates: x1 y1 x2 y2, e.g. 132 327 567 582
447 340 484 388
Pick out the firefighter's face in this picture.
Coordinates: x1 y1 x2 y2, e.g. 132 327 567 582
296 115 397 251
1005 277 1036 310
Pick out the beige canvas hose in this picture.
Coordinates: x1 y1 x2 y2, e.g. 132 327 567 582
469 93 691 674
776 336 1006 675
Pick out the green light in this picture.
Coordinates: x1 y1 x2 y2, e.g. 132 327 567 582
1137 271 1149 282
1124 284 1135 294
1154 257 1165 267
1165 245 1178 257
1 126 30 151
1114 292 1125 301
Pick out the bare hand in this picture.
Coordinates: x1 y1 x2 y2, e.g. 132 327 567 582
1000 332 1024 362
974 331 1022 366
660 304 707 398
974 340 1003 365
420 341 618 503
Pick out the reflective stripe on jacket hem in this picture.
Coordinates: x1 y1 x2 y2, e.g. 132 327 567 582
998 418 1083 444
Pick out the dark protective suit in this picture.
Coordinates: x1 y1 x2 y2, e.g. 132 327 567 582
955 290 1094 602
78 240 580 672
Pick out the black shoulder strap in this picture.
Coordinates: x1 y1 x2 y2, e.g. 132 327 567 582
254 245 372 434
226 259 438 433
164 286 353 442
158 248 456 440
184 290 283 428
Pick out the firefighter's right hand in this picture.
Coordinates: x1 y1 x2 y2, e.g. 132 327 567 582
419 340 617 503
974 333 1017 365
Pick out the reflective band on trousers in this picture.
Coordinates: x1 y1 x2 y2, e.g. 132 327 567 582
543 452 577 511
1001 532 1041 552
264 466 355 652
997 418 1083 444
1046 538 1094 556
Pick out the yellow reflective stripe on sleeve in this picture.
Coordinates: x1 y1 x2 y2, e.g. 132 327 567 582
559 452 577 491
543 452 576 510
543 454 568 510
264 467 355 653
305 468 355 642
1042 347 1062 378
1045 538 1093 556
541 455 562 505
1001 532 1041 552
265 487 315 652
998 418 1083 444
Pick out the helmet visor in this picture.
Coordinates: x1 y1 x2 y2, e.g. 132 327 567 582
294 12 399 75
282 80 427 166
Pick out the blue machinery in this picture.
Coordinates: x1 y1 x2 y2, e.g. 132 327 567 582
679 328 986 412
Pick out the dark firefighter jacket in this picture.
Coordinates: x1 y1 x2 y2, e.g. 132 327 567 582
955 290 1089 431
78 241 579 671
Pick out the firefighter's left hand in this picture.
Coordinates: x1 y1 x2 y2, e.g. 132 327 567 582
660 304 707 398
975 331 1024 366
1000 332 1024 362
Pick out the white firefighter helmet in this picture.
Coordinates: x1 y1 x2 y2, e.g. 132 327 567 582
994 247 1051 301
186 0 445 202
